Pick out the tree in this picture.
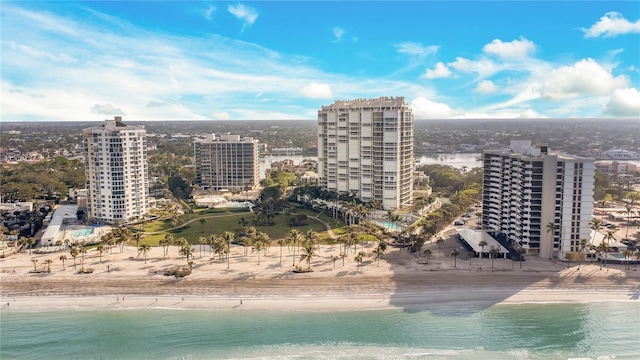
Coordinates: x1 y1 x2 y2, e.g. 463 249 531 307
59 254 67 270
372 245 385 267
45 259 53 272
277 238 288 264
31 258 38 272
286 229 304 266
299 245 316 271
198 236 208 258
577 238 588 270
436 237 444 253
423 249 432 264
70 247 79 269
478 240 488 258
489 247 499 268
138 244 151 264
546 222 556 259
96 244 105 262
355 251 365 272
451 248 460 268
179 243 194 264
624 203 636 239
199 218 206 233
222 231 234 269
564 253 572 268
622 249 634 270
590 218 603 246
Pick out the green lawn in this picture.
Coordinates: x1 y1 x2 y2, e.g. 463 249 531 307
141 207 344 246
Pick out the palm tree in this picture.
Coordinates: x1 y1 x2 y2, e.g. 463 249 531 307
489 247 499 268
597 242 610 269
286 229 304 266
179 243 194 264
305 229 320 254
577 238 588 270
624 204 635 239
478 240 488 258
622 249 634 270
31 258 38 272
590 218 603 246
198 236 207 258
423 249 432 264
299 245 316 270
277 238 287 264
222 231 234 269
70 247 79 269
45 259 53 272
546 222 556 260
96 244 105 262
138 243 151 264
355 251 365 272
372 245 384 266
59 254 67 270
451 249 460 268
635 250 640 272
199 218 206 233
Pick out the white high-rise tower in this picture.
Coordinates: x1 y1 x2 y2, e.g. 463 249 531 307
82 117 149 224
317 97 414 210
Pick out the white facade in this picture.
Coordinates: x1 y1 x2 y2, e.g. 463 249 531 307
482 140 594 260
194 134 259 191
82 117 149 224
317 97 413 210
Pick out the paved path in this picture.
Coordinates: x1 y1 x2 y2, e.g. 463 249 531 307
311 213 338 240
143 211 250 235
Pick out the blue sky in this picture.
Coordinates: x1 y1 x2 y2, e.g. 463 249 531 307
1 1 639 121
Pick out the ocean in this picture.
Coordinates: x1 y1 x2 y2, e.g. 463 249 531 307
1 302 638 359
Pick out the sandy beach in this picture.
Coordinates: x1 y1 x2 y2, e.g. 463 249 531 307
1 242 639 312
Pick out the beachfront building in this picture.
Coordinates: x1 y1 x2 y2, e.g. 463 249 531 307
194 134 259 191
317 97 414 210
82 117 149 224
482 140 595 260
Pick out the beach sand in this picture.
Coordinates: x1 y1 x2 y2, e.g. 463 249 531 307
1 242 638 312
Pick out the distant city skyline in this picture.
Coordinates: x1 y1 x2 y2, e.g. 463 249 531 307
2 1 639 121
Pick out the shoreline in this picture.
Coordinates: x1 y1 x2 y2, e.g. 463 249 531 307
2 244 639 312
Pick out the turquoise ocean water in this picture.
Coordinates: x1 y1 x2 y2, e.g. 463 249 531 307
1 302 638 359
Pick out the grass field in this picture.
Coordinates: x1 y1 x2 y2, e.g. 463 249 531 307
141 207 345 246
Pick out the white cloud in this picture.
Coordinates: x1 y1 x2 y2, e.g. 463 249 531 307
202 5 216 21
582 12 640 38
483 37 536 58
448 57 500 78
211 111 231 120
518 108 544 118
541 58 628 100
228 4 258 30
422 62 451 79
299 82 333 99
332 27 345 42
474 80 498 94
411 96 462 118
396 42 438 57
604 88 640 116
92 103 124 115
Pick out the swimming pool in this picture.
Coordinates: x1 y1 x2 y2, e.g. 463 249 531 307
72 228 95 238
373 220 406 232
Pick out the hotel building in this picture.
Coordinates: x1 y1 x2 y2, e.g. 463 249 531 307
194 134 259 191
317 97 413 210
482 140 594 260
82 117 149 224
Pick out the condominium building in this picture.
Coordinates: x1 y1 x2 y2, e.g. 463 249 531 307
482 140 594 260
317 97 413 210
194 134 259 191
82 117 149 224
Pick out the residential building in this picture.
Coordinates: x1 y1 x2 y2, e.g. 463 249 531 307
82 117 149 224
194 134 259 191
482 140 594 260
317 97 413 210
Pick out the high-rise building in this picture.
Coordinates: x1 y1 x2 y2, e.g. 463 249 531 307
194 134 259 191
482 140 594 260
317 97 413 210
82 117 149 224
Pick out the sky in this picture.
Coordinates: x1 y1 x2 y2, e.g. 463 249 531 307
1 1 639 121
